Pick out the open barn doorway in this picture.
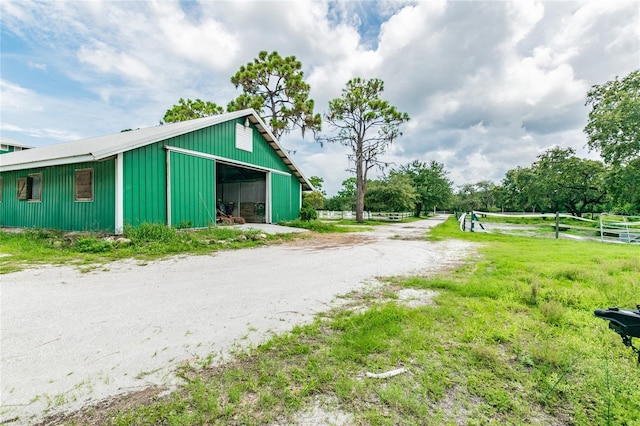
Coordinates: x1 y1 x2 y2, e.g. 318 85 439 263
216 163 267 223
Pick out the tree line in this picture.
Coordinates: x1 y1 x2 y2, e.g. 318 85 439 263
159 50 639 219
308 141 638 217
304 159 453 217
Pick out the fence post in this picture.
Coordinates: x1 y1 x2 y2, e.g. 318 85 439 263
600 214 604 242
470 211 475 232
555 211 559 239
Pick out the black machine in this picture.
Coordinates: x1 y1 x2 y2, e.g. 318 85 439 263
594 305 640 364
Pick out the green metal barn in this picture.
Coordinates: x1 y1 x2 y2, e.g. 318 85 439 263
0 109 312 234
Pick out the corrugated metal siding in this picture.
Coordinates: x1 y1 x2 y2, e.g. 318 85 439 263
170 151 217 227
271 173 301 222
122 143 167 226
167 120 290 174
0 160 115 231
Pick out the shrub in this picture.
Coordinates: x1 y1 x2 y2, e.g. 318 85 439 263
299 203 318 221
74 237 113 253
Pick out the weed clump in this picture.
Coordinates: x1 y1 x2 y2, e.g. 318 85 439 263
74 237 114 253
125 222 179 244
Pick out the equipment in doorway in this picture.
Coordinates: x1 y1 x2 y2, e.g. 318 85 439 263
216 200 246 225
216 163 267 224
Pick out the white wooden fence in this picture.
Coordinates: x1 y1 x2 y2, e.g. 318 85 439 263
317 211 412 221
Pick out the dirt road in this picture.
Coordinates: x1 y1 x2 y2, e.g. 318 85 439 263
1 216 475 424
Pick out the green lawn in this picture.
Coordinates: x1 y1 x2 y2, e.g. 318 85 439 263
39 217 640 424
0 223 303 274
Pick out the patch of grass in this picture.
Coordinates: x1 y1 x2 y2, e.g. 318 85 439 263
473 214 595 226
73 237 114 254
124 222 180 244
37 217 640 425
280 219 370 233
0 223 301 274
331 218 400 226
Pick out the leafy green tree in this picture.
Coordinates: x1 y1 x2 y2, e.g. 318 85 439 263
325 178 357 211
585 69 640 165
398 160 453 216
308 176 326 196
531 147 607 216
322 78 410 223
501 166 542 212
227 51 321 140
603 158 640 214
163 98 224 123
302 191 325 210
452 184 482 212
475 180 497 211
302 175 326 210
491 184 508 212
363 179 386 212
365 172 417 212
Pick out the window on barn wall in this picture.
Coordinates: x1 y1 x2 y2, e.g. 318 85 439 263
235 122 253 152
17 174 42 201
28 174 42 201
75 168 94 201
17 177 28 200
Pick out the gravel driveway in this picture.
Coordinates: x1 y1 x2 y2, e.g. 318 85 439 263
1 215 475 424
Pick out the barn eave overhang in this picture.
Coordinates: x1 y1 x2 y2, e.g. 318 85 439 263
0 154 97 172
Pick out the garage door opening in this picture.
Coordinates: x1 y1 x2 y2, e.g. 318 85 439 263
216 163 267 223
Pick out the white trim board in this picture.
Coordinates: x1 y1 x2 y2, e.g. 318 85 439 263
164 145 291 176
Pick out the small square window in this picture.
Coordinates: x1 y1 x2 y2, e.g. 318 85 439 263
75 168 94 202
17 174 42 201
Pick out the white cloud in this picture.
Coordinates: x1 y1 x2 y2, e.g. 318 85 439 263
0 121 84 143
378 1 447 54
150 1 240 71
77 42 154 83
27 61 46 70
0 123 25 132
0 79 43 111
0 79 142 145
505 0 545 45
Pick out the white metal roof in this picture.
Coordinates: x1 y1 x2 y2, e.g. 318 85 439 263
0 109 313 190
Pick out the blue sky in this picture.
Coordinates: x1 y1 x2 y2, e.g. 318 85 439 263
1 1 639 196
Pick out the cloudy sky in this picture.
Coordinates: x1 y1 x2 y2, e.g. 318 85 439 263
1 1 638 196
